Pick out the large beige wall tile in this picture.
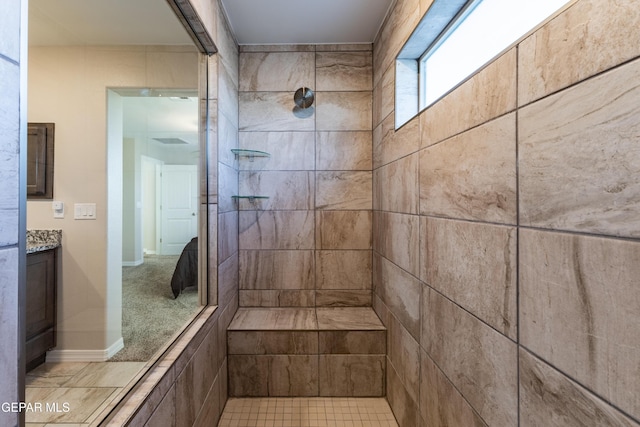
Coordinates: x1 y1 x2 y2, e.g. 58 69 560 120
315 290 371 307
372 63 395 129
420 48 517 147
218 210 238 263
520 229 640 418
218 162 238 213
316 210 372 250
239 211 314 250
239 250 314 290
373 254 421 341
316 131 372 171
239 290 315 307
316 52 372 91
228 331 317 355
420 113 517 224
519 0 640 106
387 314 420 402
520 349 640 427
218 62 239 126
422 217 517 338
228 355 318 397
316 92 372 131
420 349 488 427
519 58 640 238
316 250 371 291
239 171 314 210
374 152 419 214
386 360 421 427
239 131 315 171
316 171 372 210
421 288 518 427
373 211 419 277
318 355 385 396
373 0 421 87
373 113 420 169
239 92 315 131
239 52 314 91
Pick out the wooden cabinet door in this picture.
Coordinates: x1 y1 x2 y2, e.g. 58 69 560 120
27 122 54 199
26 250 56 339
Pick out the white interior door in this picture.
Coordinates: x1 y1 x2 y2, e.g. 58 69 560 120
160 165 198 255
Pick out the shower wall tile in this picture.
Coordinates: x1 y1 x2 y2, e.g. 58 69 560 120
315 250 371 290
318 355 385 396
519 58 640 238
520 229 640 418
372 0 421 88
372 254 421 341
239 92 315 131
316 210 372 250
421 288 518 427
240 45 316 53
518 0 640 106
420 48 517 148
205 100 219 199
319 330 386 354
316 171 372 210
228 355 318 397
217 162 238 214
519 349 640 427
386 360 421 427
228 331 318 355
218 109 238 171
422 217 517 339
374 153 419 214
239 52 314 92
218 252 238 309
316 51 373 91
373 112 420 169
239 211 314 250
316 92 372 131
316 131 372 171
239 250 314 290
218 210 238 264
239 290 315 307
239 131 315 171
373 211 419 277
372 63 394 129
419 113 517 224
315 290 371 307
387 313 420 402
239 171 314 210
420 349 487 427
218 62 239 126
316 44 372 52
229 308 317 330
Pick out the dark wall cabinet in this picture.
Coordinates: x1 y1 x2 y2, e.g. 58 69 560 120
26 249 57 371
27 122 55 199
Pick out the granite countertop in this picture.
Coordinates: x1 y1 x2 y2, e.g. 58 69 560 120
27 229 62 254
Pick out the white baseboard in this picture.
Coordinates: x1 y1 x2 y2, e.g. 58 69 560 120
122 259 143 267
46 337 124 362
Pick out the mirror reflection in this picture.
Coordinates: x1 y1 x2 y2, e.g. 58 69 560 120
25 0 205 424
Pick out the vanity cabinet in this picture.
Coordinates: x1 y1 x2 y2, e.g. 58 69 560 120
26 248 57 371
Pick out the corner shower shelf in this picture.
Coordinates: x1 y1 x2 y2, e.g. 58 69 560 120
231 149 270 161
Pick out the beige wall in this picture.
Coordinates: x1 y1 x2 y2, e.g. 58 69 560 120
373 0 640 425
236 44 374 308
27 45 199 353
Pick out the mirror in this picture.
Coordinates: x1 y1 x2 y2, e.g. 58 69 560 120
25 0 207 424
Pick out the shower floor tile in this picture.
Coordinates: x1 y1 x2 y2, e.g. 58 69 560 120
218 397 398 427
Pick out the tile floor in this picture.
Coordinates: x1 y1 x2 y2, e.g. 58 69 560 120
25 361 145 426
218 397 399 427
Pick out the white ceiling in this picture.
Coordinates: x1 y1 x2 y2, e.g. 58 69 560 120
220 0 394 45
29 0 393 47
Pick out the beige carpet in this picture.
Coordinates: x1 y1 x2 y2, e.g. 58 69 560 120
109 255 199 362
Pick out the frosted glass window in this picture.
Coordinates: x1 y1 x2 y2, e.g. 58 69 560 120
419 0 569 108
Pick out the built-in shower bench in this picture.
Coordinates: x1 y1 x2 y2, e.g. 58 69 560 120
227 307 386 397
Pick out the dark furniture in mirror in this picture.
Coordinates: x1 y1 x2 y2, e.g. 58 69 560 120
27 122 55 199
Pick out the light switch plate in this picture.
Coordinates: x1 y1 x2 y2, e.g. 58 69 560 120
74 203 97 220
